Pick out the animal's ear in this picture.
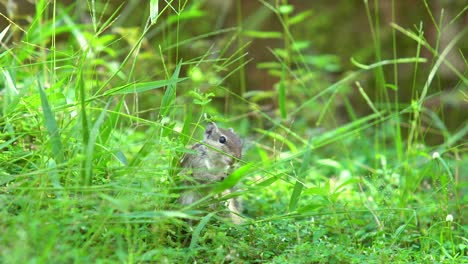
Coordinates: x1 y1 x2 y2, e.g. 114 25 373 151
228 128 234 133
204 122 218 138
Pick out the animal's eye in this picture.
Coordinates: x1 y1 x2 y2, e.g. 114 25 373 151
219 136 227 144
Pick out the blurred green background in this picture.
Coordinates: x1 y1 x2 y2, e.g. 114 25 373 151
2 0 465 139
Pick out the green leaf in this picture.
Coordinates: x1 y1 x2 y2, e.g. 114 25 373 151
278 5 294 15
243 30 282 39
214 163 254 193
2 69 20 113
47 159 62 189
256 62 281 70
334 178 359 193
160 60 183 117
150 0 159 24
444 121 468 148
167 9 205 25
288 137 313 212
256 174 281 188
316 159 342 169
77 71 90 184
304 186 329 196
0 25 10 43
37 78 64 163
108 78 188 95
289 10 312 25
291 40 311 51
0 137 16 150
188 91 214 106
385 83 398 91
179 104 193 146
114 150 128 166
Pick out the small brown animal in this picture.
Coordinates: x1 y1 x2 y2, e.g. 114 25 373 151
179 122 243 224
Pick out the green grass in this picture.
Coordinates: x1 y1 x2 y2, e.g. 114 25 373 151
1 0 466 263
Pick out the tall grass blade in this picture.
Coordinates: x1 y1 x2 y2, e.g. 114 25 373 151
160 59 183 117
47 159 62 189
0 24 10 42
150 0 159 25
77 71 90 185
350 57 427 70
179 104 193 146
37 78 63 163
84 102 110 186
279 62 287 119
214 163 253 193
2 69 19 113
443 122 468 149
288 137 313 212
108 78 188 95
256 174 282 187
243 30 282 39
356 81 382 117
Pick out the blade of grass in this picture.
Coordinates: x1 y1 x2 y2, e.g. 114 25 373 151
391 0 403 164
77 70 90 185
356 81 382 118
37 77 63 163
214 163 254 193
243 30 282 39
0 24 10 42
2 69 20 113
279 62 287 119
442 122 468 149
150 0 159 25
350 57 427 70
0 137 17 150
406 22 424 151
106 78 188 95
160 59 183 117
179 104 193 146
288 136 313 212
84 101 110 186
